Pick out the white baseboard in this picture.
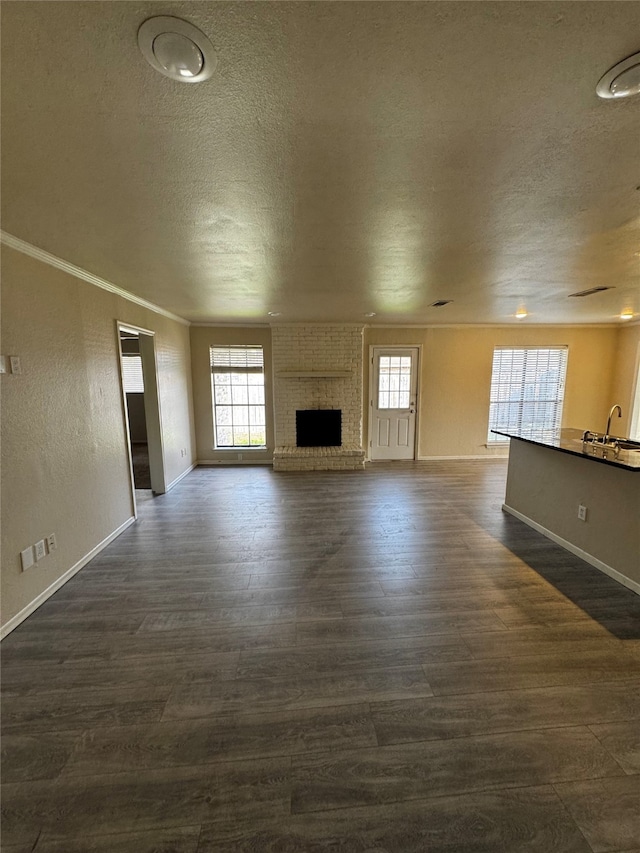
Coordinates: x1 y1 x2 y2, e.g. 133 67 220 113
166 462 196 491
502 503 640 596
417 454 509 461
1 516 136 639
196 459 273 466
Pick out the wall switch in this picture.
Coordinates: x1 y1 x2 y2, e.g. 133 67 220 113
21 546 35 571
0 356 7 374
578 504 587 522
9 356 22 374
47 533 57 552
34 539 47 561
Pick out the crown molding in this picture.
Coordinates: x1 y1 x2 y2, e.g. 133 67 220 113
365 322 620 329
0 231 190 326
191 322 271 328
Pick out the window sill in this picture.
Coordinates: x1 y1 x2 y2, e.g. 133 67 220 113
213 447 268 452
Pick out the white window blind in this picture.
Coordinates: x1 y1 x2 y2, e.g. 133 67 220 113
487 347 568 442
210 346 266 448
122 354 144 393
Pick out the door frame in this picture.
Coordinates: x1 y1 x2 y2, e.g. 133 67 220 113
367 344 422 461
116 321 167 517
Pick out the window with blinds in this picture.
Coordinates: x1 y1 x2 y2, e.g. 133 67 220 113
487 347 568 443
121 354 144 393
210 346 266 448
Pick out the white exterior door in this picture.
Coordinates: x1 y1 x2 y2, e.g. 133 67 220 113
370 347 419 460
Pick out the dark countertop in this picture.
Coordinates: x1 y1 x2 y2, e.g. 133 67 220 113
491 428 640 472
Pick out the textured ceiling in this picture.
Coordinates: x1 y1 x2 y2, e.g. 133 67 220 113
2 1 639 324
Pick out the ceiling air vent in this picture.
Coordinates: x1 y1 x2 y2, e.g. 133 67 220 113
568 286 613 298
430 300 453 307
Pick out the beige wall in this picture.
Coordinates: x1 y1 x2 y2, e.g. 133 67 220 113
190 325 274 463
364 326 619 458
609 323 640 437
1 248 195 631
504 439 640 588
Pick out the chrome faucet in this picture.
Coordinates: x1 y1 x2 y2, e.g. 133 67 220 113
605 405 622 442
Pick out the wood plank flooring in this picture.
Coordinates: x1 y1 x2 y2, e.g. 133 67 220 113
2 461 639 852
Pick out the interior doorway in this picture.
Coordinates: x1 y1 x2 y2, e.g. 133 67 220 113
117 323 166 511
369 346 420 460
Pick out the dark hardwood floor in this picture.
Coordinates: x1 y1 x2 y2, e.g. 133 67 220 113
2 461 639 852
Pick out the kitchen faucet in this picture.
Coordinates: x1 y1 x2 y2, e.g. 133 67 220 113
605 404 622 442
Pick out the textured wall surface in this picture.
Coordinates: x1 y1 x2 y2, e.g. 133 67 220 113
272 325 364 448
364 325 620 458
505 439 640 587
609 323 640 437
190 325 274 463
1 248 195 630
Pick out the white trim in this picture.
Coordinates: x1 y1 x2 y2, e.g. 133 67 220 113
502 503 640 596
366 322 620 329
1 231 189 326
116 323 139 519
166 463 196 490
368 344 422 461
0 517 136 639
270 322 365 327
417 454 509 460
196 459 273 466
191 322 270 328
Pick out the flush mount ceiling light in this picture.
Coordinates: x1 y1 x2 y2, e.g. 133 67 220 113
138 17 217 82
597 51 640 99
620 309 635 321
515 307 528 320
364 312 377 318
268 311 282 317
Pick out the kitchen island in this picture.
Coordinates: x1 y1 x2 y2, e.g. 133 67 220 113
493 428 640 594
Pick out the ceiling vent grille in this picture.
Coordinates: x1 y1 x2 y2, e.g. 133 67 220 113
430 300 453 307
568 286 613 298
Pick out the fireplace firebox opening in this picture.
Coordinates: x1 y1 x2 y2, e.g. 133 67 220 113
296 409 342 447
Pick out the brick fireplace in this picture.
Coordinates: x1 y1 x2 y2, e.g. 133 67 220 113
272 324 366 471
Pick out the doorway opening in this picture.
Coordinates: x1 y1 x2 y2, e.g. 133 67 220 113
369 346 420 460
117 323 166 513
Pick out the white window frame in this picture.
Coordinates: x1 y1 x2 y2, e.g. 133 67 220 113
487 346 568 443
210 345 267 449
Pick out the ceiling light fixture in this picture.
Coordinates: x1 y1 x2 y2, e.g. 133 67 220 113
597 51 640 99
364 312 377 318
430 300 453 308
268 312 281 317
620 309 635 321
515 307 528 320
138 17 217 83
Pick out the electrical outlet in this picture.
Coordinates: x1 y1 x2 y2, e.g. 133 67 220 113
9 356 22 374
578 504 587 522
21 546 35 571
237 453 243 461
34 539 47 561
47 533 57 552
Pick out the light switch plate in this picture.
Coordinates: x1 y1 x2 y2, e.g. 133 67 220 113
21 546 35 571
9 356 22 374
47 533 57 552
0 356 7 374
